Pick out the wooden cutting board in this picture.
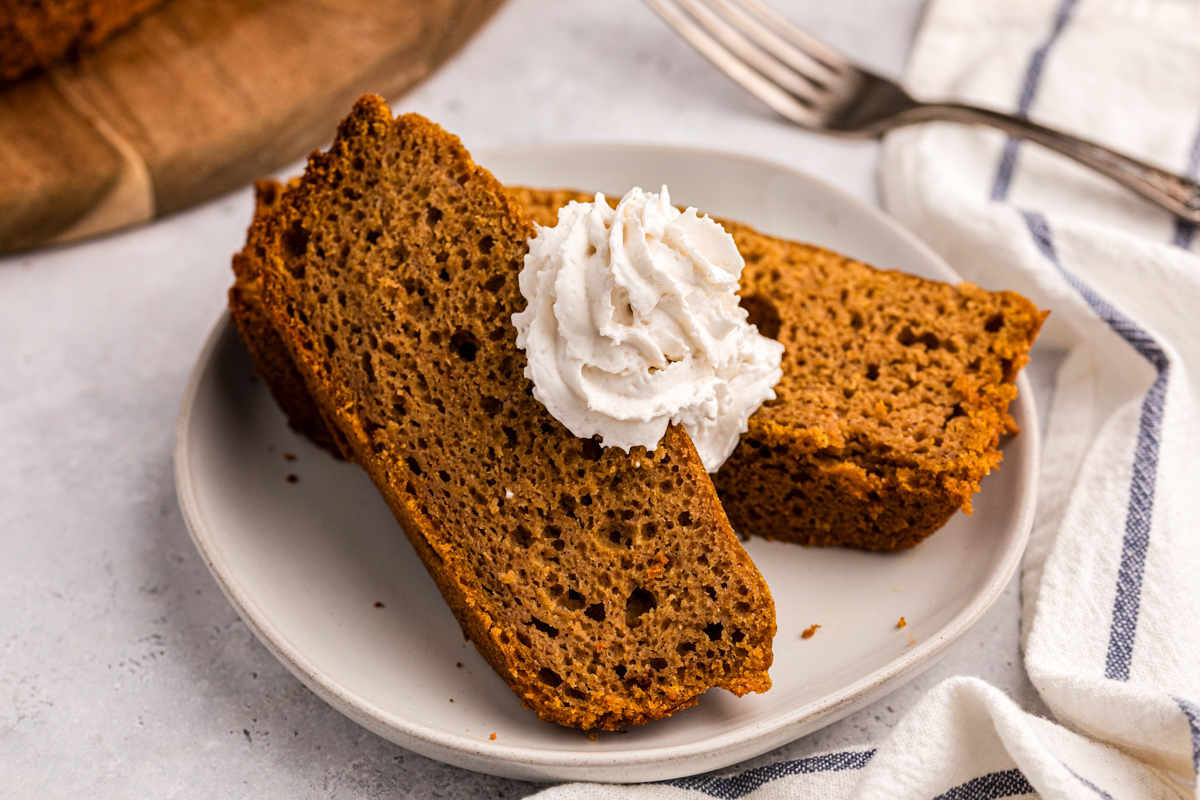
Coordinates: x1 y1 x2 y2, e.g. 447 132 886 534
0 0 506 254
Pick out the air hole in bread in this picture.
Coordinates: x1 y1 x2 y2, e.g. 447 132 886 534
283 222 309 261
563 589 586 611
481 396 502 416
580 438 603 462
530 617 559 638
606 523 636 548
511 526 533 548
625 588 656 628
450 330 478 361
704 622 723 641
585 602 606 622
740 294 781 340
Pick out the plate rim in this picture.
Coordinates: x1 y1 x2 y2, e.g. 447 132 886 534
175 142 1039 781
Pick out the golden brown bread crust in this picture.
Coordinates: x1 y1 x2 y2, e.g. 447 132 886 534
0 0 166 83
239 96 775 730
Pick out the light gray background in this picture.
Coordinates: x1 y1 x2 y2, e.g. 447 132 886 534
0 0 1056 796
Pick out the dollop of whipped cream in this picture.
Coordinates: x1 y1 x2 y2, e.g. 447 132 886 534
512 185 784 472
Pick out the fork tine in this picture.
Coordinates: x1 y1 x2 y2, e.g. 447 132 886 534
730 0 847 71
673 0 826 105
645 0 821 127
706 0 843 89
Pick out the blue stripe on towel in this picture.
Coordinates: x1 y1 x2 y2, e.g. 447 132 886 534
665 758 1038 800
991 0 1080 201
1172 120 1200 249
1065 766 1116 800
1022 211 1170 683
1177 696 1200 774
932 768 1036 800
663 749 874 798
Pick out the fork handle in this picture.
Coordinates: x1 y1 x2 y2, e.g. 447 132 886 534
899 103 1200 224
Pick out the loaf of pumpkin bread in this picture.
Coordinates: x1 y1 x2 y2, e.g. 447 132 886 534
1 0 166 83
235 95 776 730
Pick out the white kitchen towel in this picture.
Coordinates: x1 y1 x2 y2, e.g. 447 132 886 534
529 0 1200 797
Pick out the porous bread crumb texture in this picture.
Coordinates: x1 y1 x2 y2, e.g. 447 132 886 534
241 96 775 730
1 0 166 83
231 180 353 460
717 222 1046 550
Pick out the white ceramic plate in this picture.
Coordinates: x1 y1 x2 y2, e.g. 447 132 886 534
175 144 1038 783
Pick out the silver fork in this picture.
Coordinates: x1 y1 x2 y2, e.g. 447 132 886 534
646 0 1200 223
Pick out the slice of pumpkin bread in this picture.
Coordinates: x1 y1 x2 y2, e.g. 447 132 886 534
241 96 775 730
717 224 1045 550
230 179 352 460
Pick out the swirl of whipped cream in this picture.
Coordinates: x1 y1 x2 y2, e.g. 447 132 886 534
512 186 784 472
